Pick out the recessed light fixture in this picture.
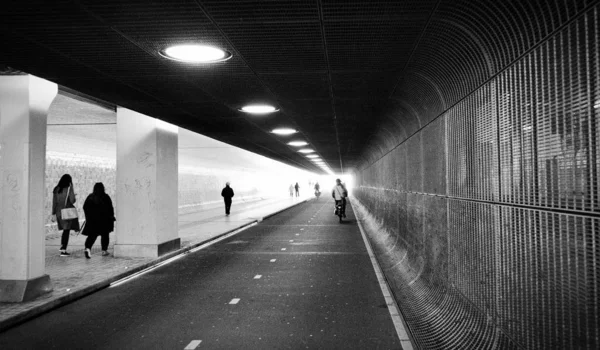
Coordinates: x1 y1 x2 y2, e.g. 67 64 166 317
271 128 297 135
160 44 232 63
298 148 314 153
306 154 319 158
240 104 279 114
288 141 308 147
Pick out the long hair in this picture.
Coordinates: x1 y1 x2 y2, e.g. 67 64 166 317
54 174 72 193
93 182 105 195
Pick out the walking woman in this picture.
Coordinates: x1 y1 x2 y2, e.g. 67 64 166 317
52 174 80 256
82 183 115 258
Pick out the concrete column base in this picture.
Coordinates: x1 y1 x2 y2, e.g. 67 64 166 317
0 275 53 302
114 238 181 258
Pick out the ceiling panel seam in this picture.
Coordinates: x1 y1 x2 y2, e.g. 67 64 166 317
317 0 343 174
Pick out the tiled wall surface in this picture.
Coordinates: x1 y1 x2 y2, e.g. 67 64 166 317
354 5 599 349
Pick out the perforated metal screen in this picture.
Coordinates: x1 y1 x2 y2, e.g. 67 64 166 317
355 3 600 349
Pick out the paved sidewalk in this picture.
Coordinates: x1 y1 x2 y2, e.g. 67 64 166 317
0 195 310 331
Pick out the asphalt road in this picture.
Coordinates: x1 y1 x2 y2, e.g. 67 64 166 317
0 200 400 349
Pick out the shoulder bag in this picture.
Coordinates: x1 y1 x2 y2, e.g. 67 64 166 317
60 186 78 220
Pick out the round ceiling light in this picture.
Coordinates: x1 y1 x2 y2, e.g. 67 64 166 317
160 45 232 63
240 104 279 114
288 141 308 147
271 128 297 135
298 148 315 153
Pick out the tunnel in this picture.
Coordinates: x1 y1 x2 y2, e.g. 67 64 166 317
1 1 599 349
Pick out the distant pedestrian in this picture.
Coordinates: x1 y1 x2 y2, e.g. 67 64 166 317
52 174 80 256
82 183 115 259
294 182 300 197
289 184 294 197
221 182 234 215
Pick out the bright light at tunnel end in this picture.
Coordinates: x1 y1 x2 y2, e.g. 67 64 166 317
240 104 279 114
271 128 297 135
160 44 232 63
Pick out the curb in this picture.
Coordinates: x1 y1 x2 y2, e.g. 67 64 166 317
0 198 309 333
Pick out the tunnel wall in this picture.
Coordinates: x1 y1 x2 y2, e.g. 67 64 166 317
44 98 314 232
354 2 599 349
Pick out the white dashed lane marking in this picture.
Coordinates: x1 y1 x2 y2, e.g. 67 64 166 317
270 259 277 262
295 233 300 236
184 340 202 349
281 248 287 251
289 240 294 242
254 275 262 279
229 298 241 305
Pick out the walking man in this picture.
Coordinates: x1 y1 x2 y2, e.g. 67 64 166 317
221 182 234 216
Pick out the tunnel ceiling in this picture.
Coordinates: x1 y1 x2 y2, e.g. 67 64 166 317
1 0 590 173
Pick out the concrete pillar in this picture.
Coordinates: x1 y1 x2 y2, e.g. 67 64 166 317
115 107 180 258
0 75 56 302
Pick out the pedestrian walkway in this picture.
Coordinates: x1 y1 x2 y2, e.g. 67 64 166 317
0 195 309 331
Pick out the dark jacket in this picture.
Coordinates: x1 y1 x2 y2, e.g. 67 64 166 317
82 193 115 236
221 186 234 200
52 186 79 230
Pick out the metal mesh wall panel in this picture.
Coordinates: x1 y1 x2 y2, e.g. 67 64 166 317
447 82 498 201
406 134 423 192
498 56 538 207
448 199 499 320
499 207 599 349
422 116 447 195
422 196 448 285
405 193 424 266
354 5 600 349
500 11 600 213
393 143 407 192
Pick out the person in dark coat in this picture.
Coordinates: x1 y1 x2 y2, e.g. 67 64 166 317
82 183 115 259
294 182 300 197
221 182 234 216
52 174 79 256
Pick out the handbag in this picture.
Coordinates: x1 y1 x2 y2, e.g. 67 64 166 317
60 186 78 220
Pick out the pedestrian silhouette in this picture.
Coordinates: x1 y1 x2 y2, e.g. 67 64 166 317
82 183 115 259
221 182 234 215
52 174 80 256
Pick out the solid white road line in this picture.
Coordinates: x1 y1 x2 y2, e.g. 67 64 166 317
254 275 262 279
356 213 414 350
184 340 202 349
229 298 241 304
